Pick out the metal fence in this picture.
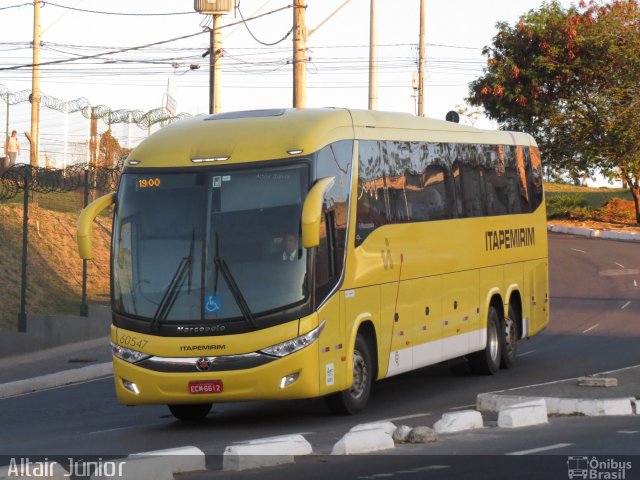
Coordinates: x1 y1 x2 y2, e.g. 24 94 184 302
0 163 122 332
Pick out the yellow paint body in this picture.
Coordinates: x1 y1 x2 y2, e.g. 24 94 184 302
87 108 548 406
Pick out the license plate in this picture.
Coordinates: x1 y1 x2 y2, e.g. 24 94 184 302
188 380 223 394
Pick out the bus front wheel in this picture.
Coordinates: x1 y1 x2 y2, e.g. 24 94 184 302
168 403 212 421
325 334 373 415
469 306 502 375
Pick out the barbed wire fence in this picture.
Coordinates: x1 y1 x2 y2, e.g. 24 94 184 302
0 82 192 331
0 162 124 331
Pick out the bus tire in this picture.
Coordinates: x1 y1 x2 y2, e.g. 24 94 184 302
325 334 373 415
168 403 212 421
469 306 502 375
501 304 519 369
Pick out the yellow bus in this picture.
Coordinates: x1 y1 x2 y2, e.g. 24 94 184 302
78 108 549 420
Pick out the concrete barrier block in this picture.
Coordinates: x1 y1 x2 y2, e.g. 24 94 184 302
433 410 483 434
350 421 396 437
497 399 548 428
95 446 206 480
222 434 312 471
331 429 394 455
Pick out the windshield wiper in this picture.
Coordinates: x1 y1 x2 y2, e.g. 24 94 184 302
214 255 257 330
150 230 195 331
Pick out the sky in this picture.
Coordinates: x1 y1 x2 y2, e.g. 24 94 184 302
1 0 593 172
0 0 581 119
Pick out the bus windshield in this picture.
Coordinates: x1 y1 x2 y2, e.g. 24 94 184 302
113 164 310 325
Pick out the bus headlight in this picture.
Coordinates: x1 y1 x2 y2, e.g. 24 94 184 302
111 342 151 363
261 321 325 358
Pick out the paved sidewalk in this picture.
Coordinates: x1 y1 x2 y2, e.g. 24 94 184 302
0 337 112 397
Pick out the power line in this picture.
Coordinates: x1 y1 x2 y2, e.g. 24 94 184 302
0 2 31 11
42 1 196 16
0 5 293 71
237 1 293 46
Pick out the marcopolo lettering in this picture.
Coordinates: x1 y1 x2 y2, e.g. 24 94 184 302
485 227 535 251
176 325 226 334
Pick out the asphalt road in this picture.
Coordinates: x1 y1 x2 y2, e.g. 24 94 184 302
0 233 638 466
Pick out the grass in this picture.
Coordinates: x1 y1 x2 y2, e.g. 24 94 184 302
544 182 633 209
0 202 112 332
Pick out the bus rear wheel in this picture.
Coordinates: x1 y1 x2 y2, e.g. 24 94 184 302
168 403 212 421
501 304 519 369
469 306 502 375
325 334 373 415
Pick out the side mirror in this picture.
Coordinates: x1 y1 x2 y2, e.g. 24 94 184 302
77 192 116 260
301 176 335 248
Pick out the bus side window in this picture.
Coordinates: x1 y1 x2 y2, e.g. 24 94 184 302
529 147 544 210
315 141 353 301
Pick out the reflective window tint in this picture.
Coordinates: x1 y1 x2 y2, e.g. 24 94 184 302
315 141 353 302
356 140 544 246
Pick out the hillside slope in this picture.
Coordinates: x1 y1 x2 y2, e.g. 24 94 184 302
0 204 111 331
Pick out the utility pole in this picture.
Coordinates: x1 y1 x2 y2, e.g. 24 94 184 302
209 14 222 114
368 0 378 110
293 0 307 108
30 0 41 166
417 0 426 117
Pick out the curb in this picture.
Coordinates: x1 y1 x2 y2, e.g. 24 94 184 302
223 434 312 471
477 392 636 417
547 224 640 242
0 362 113 399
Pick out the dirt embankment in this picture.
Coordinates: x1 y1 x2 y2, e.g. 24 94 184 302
0 204 111 331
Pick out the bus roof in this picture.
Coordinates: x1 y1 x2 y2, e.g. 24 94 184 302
126 108 537 168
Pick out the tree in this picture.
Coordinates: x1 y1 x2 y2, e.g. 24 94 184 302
468 0 640 223
98 129 126 168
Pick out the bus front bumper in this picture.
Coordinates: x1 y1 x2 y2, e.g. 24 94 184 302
112 344 321 405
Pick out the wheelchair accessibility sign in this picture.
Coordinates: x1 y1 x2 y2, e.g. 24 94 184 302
205 295 222 313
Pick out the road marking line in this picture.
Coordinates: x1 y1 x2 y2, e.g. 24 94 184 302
506 443 573 456
617 431 639 434
517 350 536 357
571 248 586 253
384 412 432 421
635 280 638 287
449 404 476 410
359 466 449 479
615 262 625 269
89 423 166 435
582 324 599 334
621 301 631 310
